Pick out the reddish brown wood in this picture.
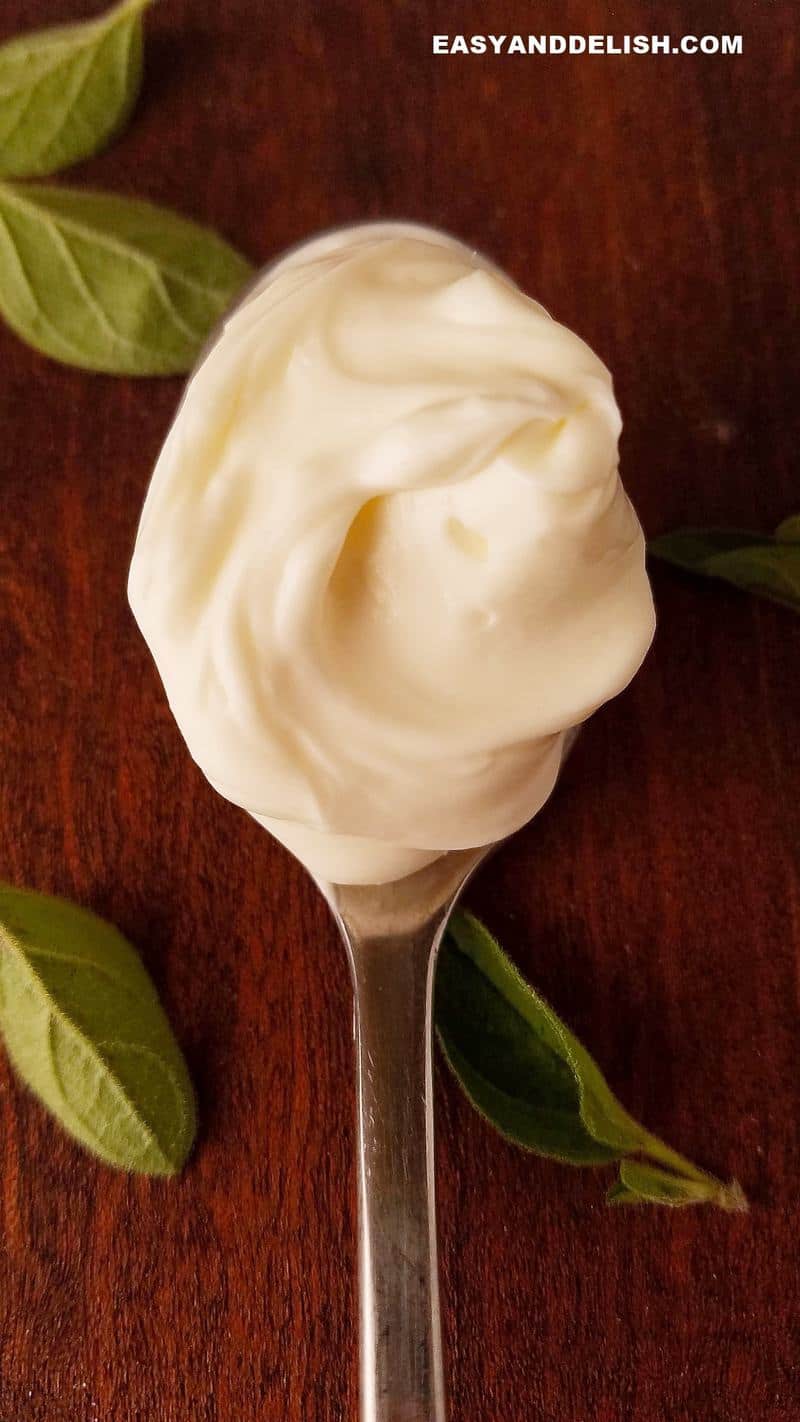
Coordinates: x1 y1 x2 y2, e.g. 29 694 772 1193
0 2 798 1419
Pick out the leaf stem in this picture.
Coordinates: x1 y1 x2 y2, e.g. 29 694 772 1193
637 1128 711 1183
637 1129 748 1211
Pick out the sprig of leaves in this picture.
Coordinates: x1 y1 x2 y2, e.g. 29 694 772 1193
437 911 746 1210
0 0 253 374
0 884 195 1175
650 515 800 613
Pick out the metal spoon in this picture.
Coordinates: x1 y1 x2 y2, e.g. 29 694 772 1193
174 240 577 1421
317 846 488 1422
315 733 577 1422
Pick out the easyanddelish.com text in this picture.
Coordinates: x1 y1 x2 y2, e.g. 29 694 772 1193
433 34 743 57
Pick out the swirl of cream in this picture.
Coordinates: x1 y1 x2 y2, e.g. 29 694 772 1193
128 224 655 883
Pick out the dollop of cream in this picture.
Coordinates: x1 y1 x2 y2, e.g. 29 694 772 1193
129 223 655 883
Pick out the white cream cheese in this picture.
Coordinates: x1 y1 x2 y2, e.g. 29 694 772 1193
128 223 655 883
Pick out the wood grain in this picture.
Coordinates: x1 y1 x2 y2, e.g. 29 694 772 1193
0 2 798 1419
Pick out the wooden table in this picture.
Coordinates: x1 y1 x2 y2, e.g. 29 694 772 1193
1 2 797 1418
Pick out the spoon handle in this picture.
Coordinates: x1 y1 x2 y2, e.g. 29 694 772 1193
344 916 448 1422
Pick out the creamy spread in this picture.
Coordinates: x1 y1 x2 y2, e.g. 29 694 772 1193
128 223 655 883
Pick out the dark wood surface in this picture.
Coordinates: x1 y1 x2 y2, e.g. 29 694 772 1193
1 2 798 1418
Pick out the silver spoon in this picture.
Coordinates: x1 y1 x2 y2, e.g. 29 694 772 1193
317 845 488 1422
315 727 577 1421
170 239 578 1422
316 728 576 1421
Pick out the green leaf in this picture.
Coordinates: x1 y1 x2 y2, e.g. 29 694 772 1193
0 180 253 373
608 1160 747 1211
0 884 196 1175
437 911 743 1209
437 911 645 1165
649 519 800 613
0 0 152 180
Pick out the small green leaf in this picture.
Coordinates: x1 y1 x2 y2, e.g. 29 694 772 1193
649 520 800 613
0 0 152 180
608 1159 747 1211
0 180 253 373
436 911 644 1165
437 911 742 1210
0 884 196 1175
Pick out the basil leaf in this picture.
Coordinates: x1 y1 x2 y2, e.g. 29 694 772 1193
649 518 800 613
437 911 744 1209
0 884 196 1175
0 180 253 373
608 1160 747 1211
0 0 152 180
